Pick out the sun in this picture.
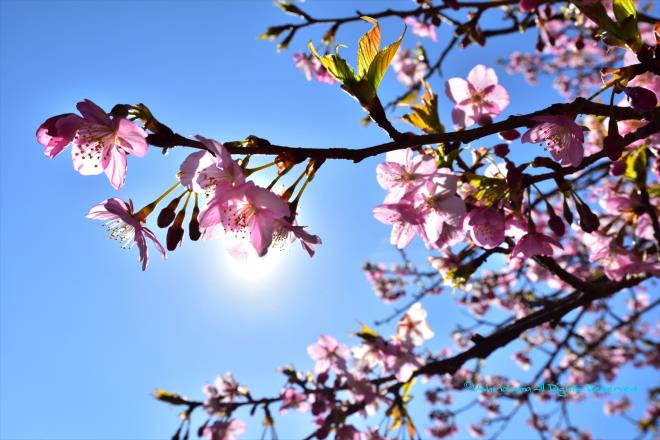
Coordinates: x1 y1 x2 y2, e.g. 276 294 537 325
221 244 286 283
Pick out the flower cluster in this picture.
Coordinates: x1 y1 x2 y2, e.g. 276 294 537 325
373 149 466 250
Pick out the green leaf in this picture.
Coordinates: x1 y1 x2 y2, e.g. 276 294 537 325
401 82 444 135
366 26 405 92
625 147 647 186
467 174 507 205
357 16 381 79
575 2 626 46
307 41 356 85
613 0 636 23
402 377 416 398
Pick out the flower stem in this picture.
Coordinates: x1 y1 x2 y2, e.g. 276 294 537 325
136 181 181 221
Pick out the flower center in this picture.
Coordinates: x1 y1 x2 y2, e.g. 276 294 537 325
104 219 137 249
75 124 117 166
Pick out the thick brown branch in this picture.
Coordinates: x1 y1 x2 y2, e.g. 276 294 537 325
416 274 646 377
146 98 658 166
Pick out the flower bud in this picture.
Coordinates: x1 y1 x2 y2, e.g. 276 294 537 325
498 129 520 141
562 197 574 224
624 86 658 112
609 159 626 176
493 143 509 157
157 195 183 228
575 201 600 233
476 113 493 126
532 156 561 170
548 215 566 237
189 202 201 241
603 134 624 161
166 208 186 251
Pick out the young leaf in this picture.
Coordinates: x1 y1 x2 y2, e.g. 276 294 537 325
401 82 445 134
625 147 647 186
357 17 381 78
307 42 356 85
613 0 636 23
366 27 405 92
575 1 626 46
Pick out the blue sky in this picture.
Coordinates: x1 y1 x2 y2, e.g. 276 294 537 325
1 1 656 439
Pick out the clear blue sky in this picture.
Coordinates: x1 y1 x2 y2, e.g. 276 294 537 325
0 1 656 439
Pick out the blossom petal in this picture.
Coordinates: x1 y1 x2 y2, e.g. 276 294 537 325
102 146 128 190
467 64 498 91
445 78 470 105
76 99 111 126
115 118 148 157
72 142 103 175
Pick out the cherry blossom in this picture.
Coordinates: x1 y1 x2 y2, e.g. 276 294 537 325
293 53 335 84
37 99 148 189
279 387 310 415
72 100 148 189
179 135 245 195
201 419 246 440
463 207 505 249
391 48 428 87
376 148 437 199
86 198 166 271
521 115 585 167
404 17 437 41
36 113 82 158
199 182 290 257
395 302 434 346
511 232 563 260
307 335 350 374
445 64 510 128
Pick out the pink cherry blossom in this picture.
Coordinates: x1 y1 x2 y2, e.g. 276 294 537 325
279 387 309 415
202 419 246 440
463 207 505 249
383 340 422 382
72 100 148 189
307 335 350 374
445 64 510 128
273 218 322 257
511 232 563 260
392 48 428 87
395 302 434 346
589 235 660 282
404 17 437 41
376 148 437 199
36 113 83 158
179 135 245 195
603 397 631 416
293 53 335 84
415 171 466 246
373 188 428 249
373 168 465 249
521 115 584 167
199 181 290 257
86 198 166 271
